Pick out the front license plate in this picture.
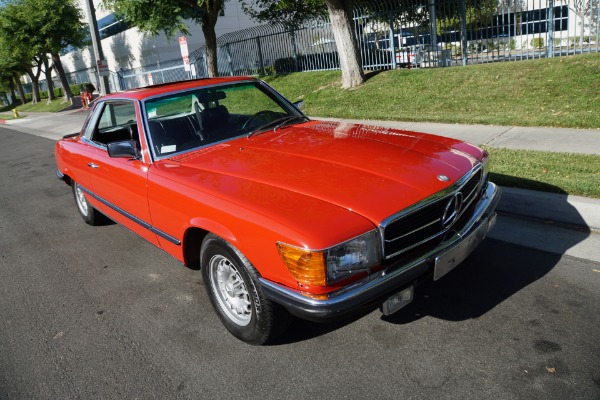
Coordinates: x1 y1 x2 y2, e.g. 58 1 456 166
434 222 488 281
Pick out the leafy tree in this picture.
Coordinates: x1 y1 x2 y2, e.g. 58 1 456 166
242 0 327 29
563 0 596 47
0 1 44 102
0 39 24 103
0 0 88 102
434 0 496 37
243 0 364 88
0 64 17 105
38 0 88 101
103 0 224 78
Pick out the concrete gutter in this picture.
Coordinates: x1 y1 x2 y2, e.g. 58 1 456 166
496 186 600 232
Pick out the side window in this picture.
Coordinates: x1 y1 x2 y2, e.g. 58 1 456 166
89 101 138 146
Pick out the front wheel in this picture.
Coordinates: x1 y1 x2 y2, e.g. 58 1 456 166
201 234 290 345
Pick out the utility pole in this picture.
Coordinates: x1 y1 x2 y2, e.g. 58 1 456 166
83 0 110 95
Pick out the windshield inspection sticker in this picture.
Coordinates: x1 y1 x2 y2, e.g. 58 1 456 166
148 108 157 118
161 145 176 153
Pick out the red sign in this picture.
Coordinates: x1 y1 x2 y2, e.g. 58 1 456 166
179 36 190 71
97 59 109 77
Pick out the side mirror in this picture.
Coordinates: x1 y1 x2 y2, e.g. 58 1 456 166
293 100 305 110
107 140 139 159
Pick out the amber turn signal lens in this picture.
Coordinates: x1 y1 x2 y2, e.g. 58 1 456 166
276 243 327 286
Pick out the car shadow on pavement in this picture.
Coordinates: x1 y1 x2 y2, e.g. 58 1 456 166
381 239 563 324
271 306 378 345
274 235 585 345
274 179 592 342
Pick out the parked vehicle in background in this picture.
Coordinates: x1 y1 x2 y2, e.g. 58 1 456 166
55 77 501 344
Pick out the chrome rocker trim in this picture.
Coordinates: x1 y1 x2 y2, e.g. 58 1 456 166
259 182 501 322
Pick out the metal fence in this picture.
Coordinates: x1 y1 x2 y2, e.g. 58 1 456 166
22 66 120 98
189 0 599 75
24 0 599 97
119 58 192 90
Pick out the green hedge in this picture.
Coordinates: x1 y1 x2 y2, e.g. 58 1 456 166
530 37 545 48
18 82 96 103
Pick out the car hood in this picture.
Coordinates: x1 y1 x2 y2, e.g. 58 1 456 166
159 120 480 224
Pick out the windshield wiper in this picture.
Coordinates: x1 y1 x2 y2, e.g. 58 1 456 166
247 115 308 138
273 115 309 133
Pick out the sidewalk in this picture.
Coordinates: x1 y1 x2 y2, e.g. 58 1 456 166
317 117 600 155
316 118 600 234
3 111 600 233
2 109 90 140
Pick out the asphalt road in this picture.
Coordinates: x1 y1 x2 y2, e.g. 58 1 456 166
1 127 599 400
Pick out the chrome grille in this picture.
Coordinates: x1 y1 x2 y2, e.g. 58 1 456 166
382 167 483 259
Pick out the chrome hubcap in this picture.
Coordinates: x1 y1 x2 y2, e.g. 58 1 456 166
209 254 252 326
75 185 89 216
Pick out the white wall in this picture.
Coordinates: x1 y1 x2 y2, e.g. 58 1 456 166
62 0 259 73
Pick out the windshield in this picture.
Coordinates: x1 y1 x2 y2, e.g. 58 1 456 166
144 81 302 158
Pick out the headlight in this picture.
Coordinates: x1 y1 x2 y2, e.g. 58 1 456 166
277 230 382 287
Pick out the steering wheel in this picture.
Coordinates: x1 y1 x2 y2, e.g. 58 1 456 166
242 110 280 130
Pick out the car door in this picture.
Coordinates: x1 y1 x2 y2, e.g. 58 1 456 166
84 100 160 247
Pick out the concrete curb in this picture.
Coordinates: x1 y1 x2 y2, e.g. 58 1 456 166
497 186 600 232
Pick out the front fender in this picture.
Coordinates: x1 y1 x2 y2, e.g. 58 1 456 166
188 217 237 246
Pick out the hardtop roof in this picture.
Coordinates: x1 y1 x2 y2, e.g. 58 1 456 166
102 76 257 101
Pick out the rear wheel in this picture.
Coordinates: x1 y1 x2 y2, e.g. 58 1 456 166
201 233 291 345
72 181 105 226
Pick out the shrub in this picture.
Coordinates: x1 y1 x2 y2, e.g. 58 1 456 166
274 52 340 74
530 37 544 48
468 42 486 53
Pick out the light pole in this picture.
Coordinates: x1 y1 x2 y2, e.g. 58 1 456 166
83 0 110 95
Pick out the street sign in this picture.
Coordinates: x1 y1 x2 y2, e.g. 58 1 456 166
97 59 109 77
179 36 191 72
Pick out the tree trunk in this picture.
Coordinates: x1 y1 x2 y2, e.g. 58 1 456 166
42 57 56 102
325 0 364 88
24 66 42 104
8 78 16 105
579 12 585 48
201 1 222 78
51 52 74 102
13 73 26 106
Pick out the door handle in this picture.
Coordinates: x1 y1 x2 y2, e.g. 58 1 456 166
87 162 99 168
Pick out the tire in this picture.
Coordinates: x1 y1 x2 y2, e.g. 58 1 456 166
201 233 291 345
72 181 105 226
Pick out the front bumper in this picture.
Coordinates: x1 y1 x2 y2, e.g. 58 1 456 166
259 182 501 322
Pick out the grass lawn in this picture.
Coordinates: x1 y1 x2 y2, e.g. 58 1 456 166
3 54 598 197
262 54 600 198
13 99 72 113
263 53 600 129
486 148 600 198
0 112 21 120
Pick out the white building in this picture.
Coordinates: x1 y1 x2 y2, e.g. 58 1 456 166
60 0 259 88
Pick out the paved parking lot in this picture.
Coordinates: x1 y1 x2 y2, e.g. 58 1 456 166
1 127 599 399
